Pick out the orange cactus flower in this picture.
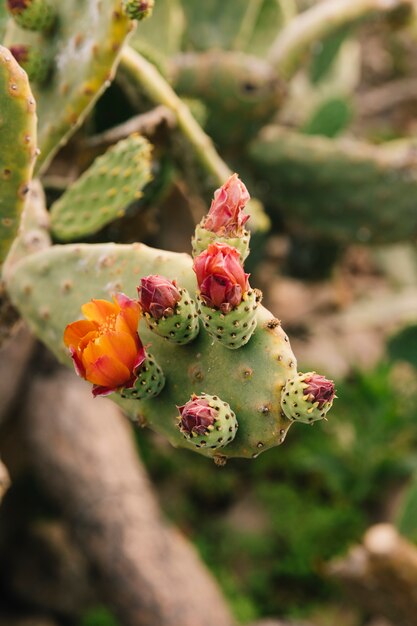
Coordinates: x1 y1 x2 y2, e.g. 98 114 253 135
63 293 145 397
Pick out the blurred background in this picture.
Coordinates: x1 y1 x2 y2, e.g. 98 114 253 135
3 0 417 625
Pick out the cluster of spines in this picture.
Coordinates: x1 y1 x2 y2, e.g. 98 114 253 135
177 393 238 450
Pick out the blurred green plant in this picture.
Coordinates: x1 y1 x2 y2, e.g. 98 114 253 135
135 362 417 620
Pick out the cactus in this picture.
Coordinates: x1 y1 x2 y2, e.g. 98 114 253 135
4 0 132 172
6 0 55 33
249 126 417 244
5 238 312 461
0 44 37 268
9 43 51 83
122 0 154 21
50 134 153 241
169 51 284 146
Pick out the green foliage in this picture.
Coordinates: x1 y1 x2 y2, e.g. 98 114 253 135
136 362 417 618
79 607 120 626
50 135 153 241
302 97 353 138
309 26 351 85
387 324 417 369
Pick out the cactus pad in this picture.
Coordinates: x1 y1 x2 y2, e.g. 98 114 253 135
250 126 417 244
0 44 37 268
6 241 299 460
4 0 131 172
50 134 152 241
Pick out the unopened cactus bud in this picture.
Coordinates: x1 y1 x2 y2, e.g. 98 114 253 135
7 0 55 32
63 293 164 399
138 275 199 345
122 0 154 21
177 393 238 449
193 243 261 349
281 372 336 423
9 45 51 84
192 174 251 260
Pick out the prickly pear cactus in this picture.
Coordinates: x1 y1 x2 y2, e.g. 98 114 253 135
249 126 417 244
0 44 37 268
50 134 153 241
3 0 132 172
6 240 301 461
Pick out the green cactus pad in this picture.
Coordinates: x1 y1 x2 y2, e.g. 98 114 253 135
192 222 250 261
4 0 131 172
0 45 37 268
6 241 301 460
178 393 238 450
144 287 200 345
7 0 55 32
196 289 261 350
249 126 417 244
120 353 165 400
280 372 335 424
169 51 283 146
50 134 152 241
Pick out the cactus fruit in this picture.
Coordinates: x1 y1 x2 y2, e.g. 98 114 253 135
6 0 55 32
281 372 335 424
119 352 165 400
4 0 131 172
194 242 261 349
138 275 199 345
197 289 261 351
50 134 153 241
192 173 251 261
177 393 238 449
122 0 154 21
249 126 417 244
9 44 50 83
0 44 37 268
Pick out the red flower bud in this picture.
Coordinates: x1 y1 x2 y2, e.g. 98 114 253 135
303 374 335 409
178 395 217 436
138 275 181 320
204 174 250 236
193 243 249 313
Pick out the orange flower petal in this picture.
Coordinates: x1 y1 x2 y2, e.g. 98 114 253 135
82 341 131 388
114 293 141 335
64 320 98 349
97 331 139 372
81 299 119 324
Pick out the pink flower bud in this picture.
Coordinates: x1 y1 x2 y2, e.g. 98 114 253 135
138 275 181 320
203 174 250 236
303 374 335 409
178 395 217 436
193 243 249 313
